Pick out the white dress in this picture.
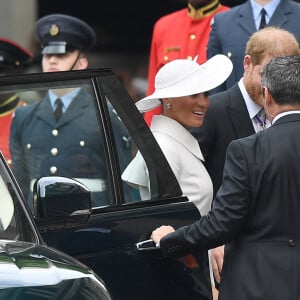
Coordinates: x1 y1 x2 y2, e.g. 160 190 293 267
122 115 213 215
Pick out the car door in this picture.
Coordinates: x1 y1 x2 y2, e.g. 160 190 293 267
4 69 212 300
0 147 112 299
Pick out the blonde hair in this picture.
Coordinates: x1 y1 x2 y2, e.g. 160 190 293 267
246 27 300 66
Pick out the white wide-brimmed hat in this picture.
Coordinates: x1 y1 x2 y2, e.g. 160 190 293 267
136 54 233 112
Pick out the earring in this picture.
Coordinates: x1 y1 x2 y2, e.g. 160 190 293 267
166 103 172 110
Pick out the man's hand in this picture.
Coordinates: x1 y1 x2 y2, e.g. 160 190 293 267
151 225 175 244
211 245 224 284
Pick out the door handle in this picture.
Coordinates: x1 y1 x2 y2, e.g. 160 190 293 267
136 239 159 251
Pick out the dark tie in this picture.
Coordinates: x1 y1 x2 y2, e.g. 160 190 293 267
54 98 63 121
259 8 267 30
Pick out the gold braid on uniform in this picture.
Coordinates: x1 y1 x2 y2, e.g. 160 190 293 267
188 0 221 19
0 93 19 116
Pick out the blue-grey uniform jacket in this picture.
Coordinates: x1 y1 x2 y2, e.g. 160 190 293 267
10 88 108 208
207 0 300 93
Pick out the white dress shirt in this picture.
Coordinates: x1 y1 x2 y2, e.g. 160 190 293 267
250 0 281 30
238 78 271 132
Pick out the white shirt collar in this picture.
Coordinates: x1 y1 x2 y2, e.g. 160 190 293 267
250 0 281 29
272 111 300 124
49 88 81 110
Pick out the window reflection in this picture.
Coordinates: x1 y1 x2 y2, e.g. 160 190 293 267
9 81 111 210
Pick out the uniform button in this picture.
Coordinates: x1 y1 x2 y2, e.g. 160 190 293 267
80 140 85 147
51 148 58 156
186 56 192 60
190 34 196 40
26 143 31 149
227 52 232 58
50 166 57 174
288 239 295 247
52 129 59 136
163 55 169 61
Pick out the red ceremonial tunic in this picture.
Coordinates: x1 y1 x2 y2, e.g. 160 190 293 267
0 97 26 167
0 112 14 166
144 1 229 126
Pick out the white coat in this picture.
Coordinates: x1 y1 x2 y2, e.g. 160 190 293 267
122 115 213 215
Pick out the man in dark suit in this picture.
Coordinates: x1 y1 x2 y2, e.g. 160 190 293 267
190 26 300 285
193 27 299 198
207 0 300 93
151 54 300 300
10 14 132 209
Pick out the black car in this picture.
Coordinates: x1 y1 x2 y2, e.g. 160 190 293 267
0 153 111 299
2 69 212 300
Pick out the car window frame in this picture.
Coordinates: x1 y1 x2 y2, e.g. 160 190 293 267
0 69 183 210
94 73 183 201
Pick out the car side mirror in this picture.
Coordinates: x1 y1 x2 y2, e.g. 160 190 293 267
33 176 92 230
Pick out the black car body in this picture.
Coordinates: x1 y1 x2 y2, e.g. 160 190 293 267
1 69 212 300
0 154 111 299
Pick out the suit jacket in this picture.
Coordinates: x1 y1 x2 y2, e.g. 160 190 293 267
161 113 300 299
207 0 300 93
191 84 254 196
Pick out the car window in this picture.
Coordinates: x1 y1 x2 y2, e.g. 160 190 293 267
6 70 176 212
98 73 180 203
106 99 141 202
9 79 113 210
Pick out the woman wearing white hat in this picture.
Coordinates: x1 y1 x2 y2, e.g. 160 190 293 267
122 54 232 215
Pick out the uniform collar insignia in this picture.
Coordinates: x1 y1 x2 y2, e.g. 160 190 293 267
188 0 220 19
0 93 20 116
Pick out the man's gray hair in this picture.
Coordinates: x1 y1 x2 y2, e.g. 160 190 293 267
261 56 300 105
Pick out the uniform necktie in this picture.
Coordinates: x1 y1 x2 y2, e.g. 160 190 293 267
54 98 63 121
254 109 266 131
259 8 267 30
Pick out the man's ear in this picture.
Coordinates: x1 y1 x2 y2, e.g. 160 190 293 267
263 86 274 107
243 55 252 72
262 86 277 121
78 56 88 70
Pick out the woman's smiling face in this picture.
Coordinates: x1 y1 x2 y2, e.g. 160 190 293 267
162 92 210 128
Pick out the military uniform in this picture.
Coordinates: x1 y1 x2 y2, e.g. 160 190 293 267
0 94 21 166
10 14 132 208
10 14 102 208
10 88 109 207
207 0 300 93
144 0 229 126
35 14 96 55
0 38 32 166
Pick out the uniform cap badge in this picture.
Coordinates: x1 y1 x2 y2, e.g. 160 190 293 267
49 24 59 36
